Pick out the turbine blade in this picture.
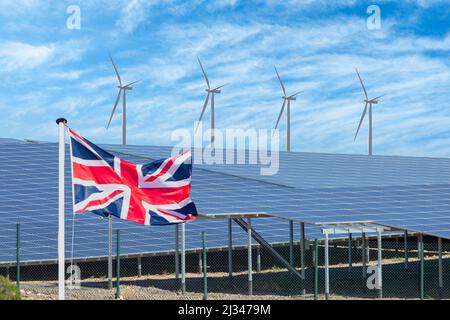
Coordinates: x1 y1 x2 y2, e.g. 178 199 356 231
196 92 210 132
110 55 122 86
290 90 302 98
274 99 286 130
355 68 368 100
213 84 226 91
354 102 368 141
197 56 210 89
371 94 384 101
124 80 139 88
107 89 122 129
274 66 286 96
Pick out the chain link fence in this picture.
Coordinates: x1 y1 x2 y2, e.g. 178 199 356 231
1 219 449 300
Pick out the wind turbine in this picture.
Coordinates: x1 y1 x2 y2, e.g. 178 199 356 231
354 68 384 156
196 57 225 146
274 66 302 152
107 55 138 145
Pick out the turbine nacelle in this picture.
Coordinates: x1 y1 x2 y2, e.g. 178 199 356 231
118 85 133 90
206 88 222 94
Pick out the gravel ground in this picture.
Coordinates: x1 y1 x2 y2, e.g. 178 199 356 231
20 270 315 300
16 250 450 300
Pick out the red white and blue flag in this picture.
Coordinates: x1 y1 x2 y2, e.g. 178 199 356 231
68 128 198 226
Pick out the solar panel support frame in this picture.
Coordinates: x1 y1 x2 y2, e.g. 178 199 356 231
300 222 306 295
404 231 408 269
377 229 383 298
198 252 202 274
175 224 180 280
321 224 387 235
233 217 304 281
321 223 387 299
247 217 253 296
324 232 330 300
348 233 353 271
362 232 367 278
256 245 261 273
198 212 272 219
289 220 294 266
300 222 306 281
108 215 113 289
228 218 233 287
438 237 443 299
419 234 424 300
137 256 142 277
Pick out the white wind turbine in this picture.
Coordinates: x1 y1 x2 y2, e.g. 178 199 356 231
107 56 138 145
354 68 384 156
195 57 225 146
274 66 302 152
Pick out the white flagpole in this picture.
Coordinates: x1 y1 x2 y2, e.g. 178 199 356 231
181 222 186 294
57 118 67 300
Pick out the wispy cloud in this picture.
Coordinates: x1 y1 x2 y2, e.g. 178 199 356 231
116 0 167 33
0 42 55 72
0 0 41 15
0 0 449 158
208 0 240 9
0 39 86 75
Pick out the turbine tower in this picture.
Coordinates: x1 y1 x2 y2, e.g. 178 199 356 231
196 57 225 146
107 56 138 145
354 68 384 156
274 66 302 152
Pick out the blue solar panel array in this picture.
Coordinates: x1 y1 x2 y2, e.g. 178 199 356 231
1 137 448 264
105 144 450 239
103 145 450 188
0 139 325 263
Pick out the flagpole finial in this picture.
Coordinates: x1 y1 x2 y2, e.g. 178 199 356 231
56 118 67 125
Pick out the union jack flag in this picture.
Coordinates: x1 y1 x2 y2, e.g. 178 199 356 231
68 128 198 226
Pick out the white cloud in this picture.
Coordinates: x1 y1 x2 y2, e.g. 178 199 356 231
0 0 41 15
0 41 86 79
49 70 84 80
2 0 450 158
408 0 449 7
0 42 55 72
208 0 240 9
0 39 86 74
107 16 450 157
116 0 166 33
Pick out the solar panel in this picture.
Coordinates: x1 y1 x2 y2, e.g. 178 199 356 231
0 138 29 144
0 141 328 263
103 144 450 240
0 139 445 264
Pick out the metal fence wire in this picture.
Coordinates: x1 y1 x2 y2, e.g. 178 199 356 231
0 218 449 300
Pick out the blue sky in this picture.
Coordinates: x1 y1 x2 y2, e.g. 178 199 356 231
0 0 449 157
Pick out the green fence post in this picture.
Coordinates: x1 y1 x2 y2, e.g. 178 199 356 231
314 239 318 300
16 223 20 290
202 232 208 300
419 236 424 300
115 229 121 299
